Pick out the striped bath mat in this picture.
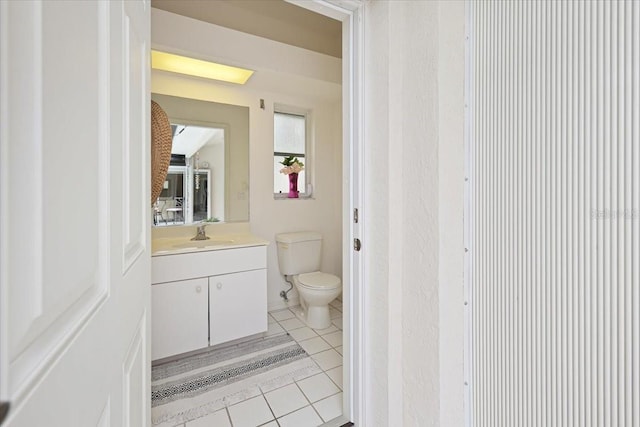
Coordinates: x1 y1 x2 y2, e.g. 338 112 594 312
151 333 321 426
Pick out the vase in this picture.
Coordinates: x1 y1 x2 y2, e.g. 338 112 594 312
288 172 299 198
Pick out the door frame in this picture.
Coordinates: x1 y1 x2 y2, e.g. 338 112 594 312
463 1 474 426
288 0 365 424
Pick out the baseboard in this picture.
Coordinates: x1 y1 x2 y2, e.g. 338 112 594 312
267 297 300 312
319 415 353 427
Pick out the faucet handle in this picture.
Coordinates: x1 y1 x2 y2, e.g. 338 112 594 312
191 223 210 240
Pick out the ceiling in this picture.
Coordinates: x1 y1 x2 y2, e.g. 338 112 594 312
171 124 224 158
150 0 342 58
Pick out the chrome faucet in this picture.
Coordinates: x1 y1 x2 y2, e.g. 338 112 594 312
191 224 210 241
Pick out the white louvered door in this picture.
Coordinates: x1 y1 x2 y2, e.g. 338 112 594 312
466 1 640 426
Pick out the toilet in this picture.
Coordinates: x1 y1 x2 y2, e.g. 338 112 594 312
276 231 342 329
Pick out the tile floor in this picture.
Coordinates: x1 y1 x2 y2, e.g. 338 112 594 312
175 298 344 427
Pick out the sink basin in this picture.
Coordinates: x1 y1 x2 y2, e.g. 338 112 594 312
172 239 235 249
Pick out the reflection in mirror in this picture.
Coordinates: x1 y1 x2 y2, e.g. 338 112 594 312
153 124 224 226
151 93 250 226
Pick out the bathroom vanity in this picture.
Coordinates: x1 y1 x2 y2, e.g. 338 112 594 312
151 229 268 361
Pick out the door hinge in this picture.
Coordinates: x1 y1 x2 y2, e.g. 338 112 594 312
353 238 362 251
353 208 359 223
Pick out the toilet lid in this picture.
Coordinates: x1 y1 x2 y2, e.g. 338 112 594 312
298 271 341 289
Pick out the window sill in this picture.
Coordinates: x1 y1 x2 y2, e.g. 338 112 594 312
273 193 314 200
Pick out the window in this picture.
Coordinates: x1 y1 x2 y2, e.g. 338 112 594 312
274 110 308 196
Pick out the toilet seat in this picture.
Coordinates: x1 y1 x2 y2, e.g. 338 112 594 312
298 271 341 289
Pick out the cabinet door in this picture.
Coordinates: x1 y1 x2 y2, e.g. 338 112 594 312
209 269 267 346
152 277 209 360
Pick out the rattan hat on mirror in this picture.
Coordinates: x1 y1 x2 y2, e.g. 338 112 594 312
151 100 173 205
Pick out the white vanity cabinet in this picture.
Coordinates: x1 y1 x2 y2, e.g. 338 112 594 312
151 245 267 361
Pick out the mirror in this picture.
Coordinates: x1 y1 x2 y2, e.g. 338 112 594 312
151 93 250 225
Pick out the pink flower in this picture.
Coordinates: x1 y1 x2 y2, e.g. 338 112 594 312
280 162 303 175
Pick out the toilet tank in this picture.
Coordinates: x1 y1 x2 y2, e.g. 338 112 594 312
275 231 323 275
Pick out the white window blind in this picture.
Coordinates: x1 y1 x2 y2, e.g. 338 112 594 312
274 111 307 195
466 1 640 425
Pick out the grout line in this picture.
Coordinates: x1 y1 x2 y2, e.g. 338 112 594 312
324 370 343 391
224 407 233 427
318 336 334 351
308 396 327 423
294 379 315 406
262 391 279 425
312 391 344 423
274 404 315 424
260 376 299 395
294 377 314 403
266 381 315 422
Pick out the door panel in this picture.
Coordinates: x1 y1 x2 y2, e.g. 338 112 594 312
122 0 148 273
123 316 146 427
209 270 267 346
0 1 151 425
152 278 209 360
4 0 111 399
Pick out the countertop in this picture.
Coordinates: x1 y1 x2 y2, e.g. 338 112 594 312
152 233 269 256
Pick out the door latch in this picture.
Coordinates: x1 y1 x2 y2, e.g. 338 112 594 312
353 238 362 251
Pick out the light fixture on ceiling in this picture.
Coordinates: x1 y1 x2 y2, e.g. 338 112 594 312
151 50 254 85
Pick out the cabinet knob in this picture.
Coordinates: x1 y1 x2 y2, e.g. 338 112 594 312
196 285 202 293
216 282 223 290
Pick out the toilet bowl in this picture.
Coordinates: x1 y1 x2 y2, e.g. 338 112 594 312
275 231 342 329
292 271 341 329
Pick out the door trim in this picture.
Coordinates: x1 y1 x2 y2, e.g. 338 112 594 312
287 1 365 424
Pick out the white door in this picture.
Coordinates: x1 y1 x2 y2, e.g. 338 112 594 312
0 1 150 426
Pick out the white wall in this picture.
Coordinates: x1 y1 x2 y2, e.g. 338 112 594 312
363 1 465 426
151 9 343 311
